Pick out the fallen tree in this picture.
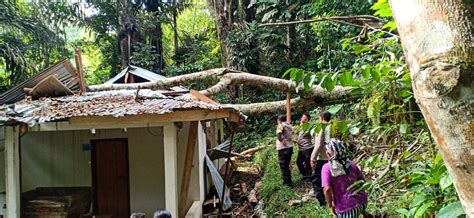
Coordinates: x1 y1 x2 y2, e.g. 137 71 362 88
88 68 359 115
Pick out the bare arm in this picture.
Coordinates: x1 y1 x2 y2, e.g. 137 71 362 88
323 186 336 216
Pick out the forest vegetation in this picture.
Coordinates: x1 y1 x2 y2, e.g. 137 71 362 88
1 0 472 217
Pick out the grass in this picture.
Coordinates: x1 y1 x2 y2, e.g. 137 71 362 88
254 139 333 217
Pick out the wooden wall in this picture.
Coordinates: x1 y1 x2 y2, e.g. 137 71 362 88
20 127 165 216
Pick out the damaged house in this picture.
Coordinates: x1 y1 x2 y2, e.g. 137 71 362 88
0 59 241 217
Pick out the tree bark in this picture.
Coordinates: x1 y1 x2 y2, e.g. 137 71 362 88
390 1 474 216
207 0 238 67
172 0 179 55
118 0 141 68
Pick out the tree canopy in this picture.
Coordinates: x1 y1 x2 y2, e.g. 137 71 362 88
0 0 471 217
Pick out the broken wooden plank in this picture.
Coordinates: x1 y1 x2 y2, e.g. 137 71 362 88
190 89 219 105
74 48 86 93
248 181 262 205
178 121 199 217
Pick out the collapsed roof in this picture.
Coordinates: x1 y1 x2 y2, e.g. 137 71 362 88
0 59 84 104
0 89 238 127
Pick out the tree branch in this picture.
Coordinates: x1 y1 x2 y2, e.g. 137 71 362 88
88 68 229 92
88 68 360 114
259 15 397 37
259 15 383 27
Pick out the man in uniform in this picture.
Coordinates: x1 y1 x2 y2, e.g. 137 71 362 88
296 112 314 180
276 115 294 187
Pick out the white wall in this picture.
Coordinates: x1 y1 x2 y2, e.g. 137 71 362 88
0 150 4 193
0 126 5 193
20 127 165 216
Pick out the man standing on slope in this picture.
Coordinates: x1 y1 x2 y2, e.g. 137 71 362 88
276 115 294 187
311 110 332 205
296 112 314 181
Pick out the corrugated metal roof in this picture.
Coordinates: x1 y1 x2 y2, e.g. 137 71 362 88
0 59 80 104
0 89 231 126
105 66 167 84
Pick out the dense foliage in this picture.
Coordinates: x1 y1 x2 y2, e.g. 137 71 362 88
0 0 465 217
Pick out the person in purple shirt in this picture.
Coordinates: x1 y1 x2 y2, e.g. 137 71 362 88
321 138 368 217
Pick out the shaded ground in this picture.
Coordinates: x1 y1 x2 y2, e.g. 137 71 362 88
228 165 261 216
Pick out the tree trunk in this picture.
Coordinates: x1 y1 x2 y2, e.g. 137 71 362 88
147 0 164 72
390 1 474 216
118 0 141 68
207 0 238 67
172 0 179 55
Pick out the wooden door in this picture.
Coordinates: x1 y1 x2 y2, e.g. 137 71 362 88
92 139 130 218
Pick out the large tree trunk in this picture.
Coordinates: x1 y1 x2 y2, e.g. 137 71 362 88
144 0 164 72
207 0 238 67
118 0 141 68
390 1 474 216
172 0 179 55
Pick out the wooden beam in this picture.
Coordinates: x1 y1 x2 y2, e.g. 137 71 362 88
69 110 239 126
163 123 179 217
210 120 217 149
27 109 239 132
5 126 20 218
74 48 86 93
178 121 199 217
29 120 167 132
190 90 219 105
196 123 206 203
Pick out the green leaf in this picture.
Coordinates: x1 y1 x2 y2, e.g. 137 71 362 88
262 9 278 22
352 181 371 195
371 0 393 18
362 65 371 79
399 89 413 98
371 68 381 82
351 87 364 94
282 68 296 78
411 195 427 207
339 71 355 86
321 74 336 91
395 208 410 217
291 68 304 83
349 125 360 135
327 104 343 114
303 74 316 91
351 44 371 54
436 201 465 218
434 152 443 165
399 123 408 134
439 174 453 191
347 180 363 190
383 21 397 31
415 202 431 218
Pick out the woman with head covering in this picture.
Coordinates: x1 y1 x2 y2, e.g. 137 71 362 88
321 138 368 217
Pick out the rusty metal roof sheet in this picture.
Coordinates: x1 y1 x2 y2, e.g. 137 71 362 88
0 59 80 104
0 89 231 126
